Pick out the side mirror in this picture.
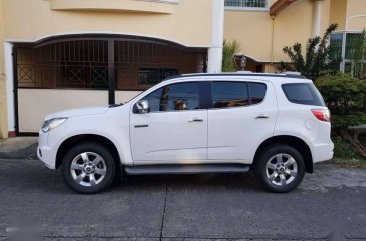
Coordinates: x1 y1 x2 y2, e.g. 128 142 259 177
136 100 149 114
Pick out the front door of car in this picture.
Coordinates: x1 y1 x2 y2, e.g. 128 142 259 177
130 81 208 163
207 80 278 162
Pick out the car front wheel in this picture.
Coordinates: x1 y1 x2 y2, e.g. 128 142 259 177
254 145 305 193
61 142 116 194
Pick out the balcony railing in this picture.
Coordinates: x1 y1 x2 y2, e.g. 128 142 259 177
224 0 269 11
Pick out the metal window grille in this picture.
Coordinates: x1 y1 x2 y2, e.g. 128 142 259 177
16 40 109 89
224 0 269 8
15 38 207 90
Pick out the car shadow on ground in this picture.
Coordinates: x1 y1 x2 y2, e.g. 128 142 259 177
1 159 265 194
120 172 262 192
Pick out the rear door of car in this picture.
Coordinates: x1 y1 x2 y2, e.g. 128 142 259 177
207 78 278 162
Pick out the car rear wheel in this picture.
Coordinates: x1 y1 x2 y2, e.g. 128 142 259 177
61 142 116 194
254 144 305 193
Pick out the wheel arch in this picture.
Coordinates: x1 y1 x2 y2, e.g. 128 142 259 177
55 134 122 169
253 135 313 173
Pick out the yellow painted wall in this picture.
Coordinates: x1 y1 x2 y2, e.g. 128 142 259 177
224 0 318 63
224 0 334 62
2 0 212 47
272 0 314 62
320 0 331 34
329 0 347 30
346 0 366 31
0 0 7 138
224 10 273 62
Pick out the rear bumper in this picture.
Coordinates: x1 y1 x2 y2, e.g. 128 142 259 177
312 141 334 163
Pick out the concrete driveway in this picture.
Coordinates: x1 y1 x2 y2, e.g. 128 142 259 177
0 158 366 241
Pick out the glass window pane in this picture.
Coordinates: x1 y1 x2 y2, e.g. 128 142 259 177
141 88 163 112
344 62 353 74
248 82 267 104
330 33 343 70
142 82 199 112
346 33 362 60
212 82 249 108
282 83 325 106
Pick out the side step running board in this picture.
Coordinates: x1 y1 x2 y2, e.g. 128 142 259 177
124 164 250 175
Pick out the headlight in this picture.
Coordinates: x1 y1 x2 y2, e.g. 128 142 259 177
41 118 68 133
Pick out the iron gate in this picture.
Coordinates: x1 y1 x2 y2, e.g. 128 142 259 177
14 35 207 134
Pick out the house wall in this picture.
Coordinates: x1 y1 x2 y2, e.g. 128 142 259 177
1 0 212 47
0 0 365 136
346 0 366 31
224 0 331 64
0 0 213 136
0 0 7 138
18 89 108 133
329 0 347 30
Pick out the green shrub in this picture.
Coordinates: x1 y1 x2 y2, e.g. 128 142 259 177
222 40 241 72
282 24 338 80
333 136 359 159
316 73 366 157
316 73 366 128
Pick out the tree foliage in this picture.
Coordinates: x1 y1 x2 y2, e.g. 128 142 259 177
316 74 366 156
282 24 338 80
222 40 241 72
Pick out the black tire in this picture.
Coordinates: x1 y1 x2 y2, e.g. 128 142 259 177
61 142 116 194
254 144 305 193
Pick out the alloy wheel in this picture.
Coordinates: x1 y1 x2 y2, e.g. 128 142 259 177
265 153 298 186
70 152 107 187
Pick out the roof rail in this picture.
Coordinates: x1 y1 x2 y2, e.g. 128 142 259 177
282 71 301 75
163 72 308 81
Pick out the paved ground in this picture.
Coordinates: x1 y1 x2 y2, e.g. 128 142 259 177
0 158 366 241
0 137 38 159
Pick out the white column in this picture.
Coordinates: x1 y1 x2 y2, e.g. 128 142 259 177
207 0 224 73
311 0 323 37
4 42 15 134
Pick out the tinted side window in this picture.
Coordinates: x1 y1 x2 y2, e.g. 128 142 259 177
212 82 249 108
248 83 267 104
140 82 199 112
282 83 325 106
141 88 163 112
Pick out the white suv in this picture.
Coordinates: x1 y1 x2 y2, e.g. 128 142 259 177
37 73 334 194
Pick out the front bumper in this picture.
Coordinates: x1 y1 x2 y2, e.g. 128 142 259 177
37 146 57 169
37 131 57 169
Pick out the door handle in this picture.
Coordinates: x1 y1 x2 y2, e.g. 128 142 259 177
255 114 269 119
188 118 204 123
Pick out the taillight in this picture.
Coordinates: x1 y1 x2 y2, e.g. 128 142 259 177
311 109 331 122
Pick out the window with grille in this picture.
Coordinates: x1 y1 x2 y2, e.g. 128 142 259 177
329 32 366 79
224 0 269 9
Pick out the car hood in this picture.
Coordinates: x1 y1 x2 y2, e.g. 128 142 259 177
44 107 109 120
